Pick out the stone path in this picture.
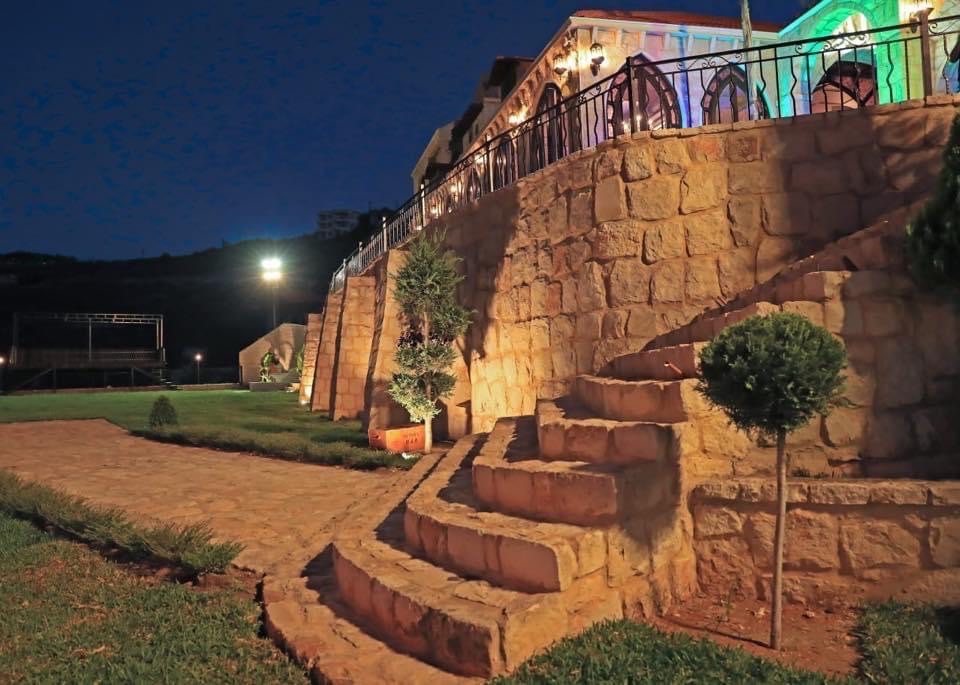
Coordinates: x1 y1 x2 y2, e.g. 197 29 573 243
0 420 399 575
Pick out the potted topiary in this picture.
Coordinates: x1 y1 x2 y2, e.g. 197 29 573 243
697 311 846 650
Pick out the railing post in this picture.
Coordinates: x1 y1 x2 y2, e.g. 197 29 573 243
381 216 387 251
625 58 636 135
918 8 934 98
418 182 426 230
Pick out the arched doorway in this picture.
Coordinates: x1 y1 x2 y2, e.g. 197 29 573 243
811 60 876 112
531 83 565 172
702 65 769 124
610 56 681 137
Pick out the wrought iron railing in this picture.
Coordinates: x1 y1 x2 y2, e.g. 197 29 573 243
329 12 960 293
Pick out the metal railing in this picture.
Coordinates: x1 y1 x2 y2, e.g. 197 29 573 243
329 12 960 293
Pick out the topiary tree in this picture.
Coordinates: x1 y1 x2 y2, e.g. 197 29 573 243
697 312 846 650
295 344 305 378
388 231 471 452
148 396 179 430
259 350 279 382
907 113 960 290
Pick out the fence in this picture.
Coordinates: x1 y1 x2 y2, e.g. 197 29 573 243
329 11 960 293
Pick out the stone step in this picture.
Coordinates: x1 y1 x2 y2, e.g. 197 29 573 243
405 428 609 593
535 397 678 464
472 416 679 526
571 376 706 424
609 343 706 381
332 523 622 677
263 573 474 684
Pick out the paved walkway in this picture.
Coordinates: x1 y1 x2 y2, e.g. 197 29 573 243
0 420 400 575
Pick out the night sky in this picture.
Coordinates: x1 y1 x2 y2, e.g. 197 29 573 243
1 0 798 260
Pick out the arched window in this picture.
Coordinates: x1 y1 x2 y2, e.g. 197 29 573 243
702 66 769 124
609 57 681 138
811 61 876 113
493 136 515 190
531 83 565 171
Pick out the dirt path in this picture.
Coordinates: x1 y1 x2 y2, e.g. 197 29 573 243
0 420 399 576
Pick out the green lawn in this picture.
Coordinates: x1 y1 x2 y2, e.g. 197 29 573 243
495 605 960 685
0 512 308 684
0 390 412 470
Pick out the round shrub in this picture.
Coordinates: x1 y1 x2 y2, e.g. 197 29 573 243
697 312 846 437
148 396 179 430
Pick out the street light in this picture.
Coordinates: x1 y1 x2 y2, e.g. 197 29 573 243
194 353 202 384
261 257 283 329
0 355 5 395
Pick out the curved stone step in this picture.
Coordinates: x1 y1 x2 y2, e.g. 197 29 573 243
405 429 608 593
535 398 678 464
608 343 705 381
570 376 706 425
472 416 680 526
332 532 622 678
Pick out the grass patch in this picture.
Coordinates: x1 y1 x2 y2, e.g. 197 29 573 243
857 602 960 684
0 470 241 575
0 390 413 470
492 619 842 684
0 512 307 683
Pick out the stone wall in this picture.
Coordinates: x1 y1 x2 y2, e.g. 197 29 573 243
238 323 305 387
298 313 323 405
692 478 960 606
317 96 960 446
363 251 409 431
310 289 345 413
331 275 376 421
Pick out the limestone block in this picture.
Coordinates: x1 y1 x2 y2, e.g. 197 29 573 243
602 309 628 338
623 145 654 181
817 116 876 155
868 481 929 505
570 188 595 236
912 406 959 454
807 481 871 504
606 525 652 585
762 192 810 236
822 406 867 447
877 113 928 150
577 262 607 312
885 148 940 197
680 166 727 214
684 207 732 255
655 138 689 174
728 196 762 246
810 193 860 239
627 176 680 221
875 337 925 409
684 257 721 303
499 537 576 592
685 135 725 162
693 505 743 538
651 261 685 304
592 220 644 259
502 596 569 671
781 300 824 326
864 410 915 460
824 299 863 336
917 301 960 377
626 306 657 338
926 109 956 146
726 131 761 162
840 519 921 575
492 466 535 514
792 159 849 194
931 482 960 506
801 271 849 301
556 158 594 192
727 161 787 195
717 248 755 298
565 421 611 461
843 148 887 196
861 298 905 337
694 537 756 597
765 127 817 162
594 148 624 180
642 219 685 263
608 257 651 307
594 176 626 224
756 237 797 283
786 510 840 571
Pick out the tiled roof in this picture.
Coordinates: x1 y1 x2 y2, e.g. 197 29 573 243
572 9 782 33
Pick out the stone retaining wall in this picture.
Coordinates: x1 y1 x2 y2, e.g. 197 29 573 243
692 478 960 606
298 312 323 406
310 289 344 413
331 276 376 420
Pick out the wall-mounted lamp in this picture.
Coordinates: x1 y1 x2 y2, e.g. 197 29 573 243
552 53 568 76
590 42 605 75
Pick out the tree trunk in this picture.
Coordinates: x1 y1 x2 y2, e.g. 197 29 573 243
739 0 753 49
424 414 433 452
770 428 787 650
423 315 433 453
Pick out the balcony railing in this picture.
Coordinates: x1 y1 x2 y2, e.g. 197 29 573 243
329 11 960 293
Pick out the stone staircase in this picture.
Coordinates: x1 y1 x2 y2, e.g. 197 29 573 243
263 218 931 680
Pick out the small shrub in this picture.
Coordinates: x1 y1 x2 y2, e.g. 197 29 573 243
148 396 179 430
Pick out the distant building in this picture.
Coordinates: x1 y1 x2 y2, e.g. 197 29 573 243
315 210 361 240
411 56 534 192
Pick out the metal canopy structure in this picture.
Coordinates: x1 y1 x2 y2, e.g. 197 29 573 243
10 312 165 370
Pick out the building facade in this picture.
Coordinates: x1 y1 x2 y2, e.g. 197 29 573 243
315 209 361 240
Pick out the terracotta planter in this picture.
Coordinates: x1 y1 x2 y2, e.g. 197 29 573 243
368 424 426 453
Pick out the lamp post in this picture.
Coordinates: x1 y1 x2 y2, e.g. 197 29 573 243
194 353 202 385
0 355 5 395
261 257 283 329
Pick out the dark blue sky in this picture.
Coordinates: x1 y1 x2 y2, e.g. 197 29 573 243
0 1 797 259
